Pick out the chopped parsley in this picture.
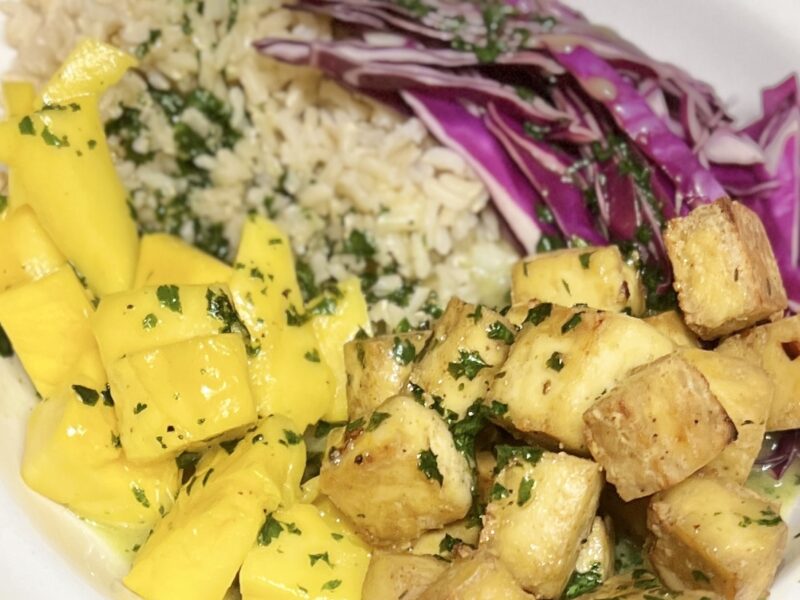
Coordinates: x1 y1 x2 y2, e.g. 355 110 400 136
517 476 534 506
494 445 544 474
343 229 376 258
305 349 321 362
467 304 483 323
486 321 515 344
71 385 99 406
321 580 342 591
391 336 416 365
41 125 69 148
135 29 162 58
417 449 443 485
447 349 490 380
283 430 302 445
18 116 35 135
366 411 391 432
309 552 332 567
740 508 782 527
561 313 583 334
257 514 284 546
546 351 565 372
345 417 366 434
525 302 553 326
133 403 148 414
131 485 150 508
219 437 243 454
142 313 158 329
175 451 201 471
490 482 510 501
579 252 593 269
156 284 182 313
206 288 247 335
563 563 603 599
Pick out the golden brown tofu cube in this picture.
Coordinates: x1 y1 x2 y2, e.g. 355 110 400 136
643 311 700 348
479 449 603 598
680 349 772 483
418 551 535 600
344 331 431 420
583 353 735 501
362 552 448 600
512 246 645 315
648 476 787 600
409 298 514 419
581 571 724 599
491 304 673 453
319 395 473 547
716 315 800 431
665 198 787 340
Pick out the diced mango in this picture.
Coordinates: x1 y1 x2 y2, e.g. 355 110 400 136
230 215 334 427
124 416 305 600
39 39 137 106
310 278 371 422
240 503 371 600
22 385 178 529
2 80 36 117
91 284 239 365
134 233 232 289
107 333 257 463
0 268 105 396
0 205 66 292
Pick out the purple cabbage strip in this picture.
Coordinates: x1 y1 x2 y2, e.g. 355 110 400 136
401 90 552 253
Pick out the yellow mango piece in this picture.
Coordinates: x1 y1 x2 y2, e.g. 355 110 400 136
134 233 232 289
0 268 105 396
230 215 334 428
310 278 371 422
5 172 30 215
0 205 66 292
124 416 305 600
107 333 257 463
22 385 178 529
2 80 36 116
240 502 371 600
39 39 137 106
91 284 239 365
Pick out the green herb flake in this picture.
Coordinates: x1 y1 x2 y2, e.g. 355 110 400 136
467 304 483 323
366 411 391 432
563 563 603 599
447 349 490 381
321 580 342 591
546 351 565 372
417 449 444 485
490 482 510 501
175 451 201 471
344 229 376 259
283 430 302 445
142 313 158 330
219 437 243 454
133 402 148 414
309 552 332 567
486 321 515 344
111 433 122 448
395 318 412 333
439 533 463 554
517 476 535 506
561 313 583 334
304 349 321 363
345 417 365 434
41 125 69 148
71 384 99 406
131 485 150 508
156 284 182 313
579 252 593 269
257 514 283 546
525 302 553 326
562 278 571 295
331 533 344 541
494 445 544 474
18 116 35 135
391 336 416 365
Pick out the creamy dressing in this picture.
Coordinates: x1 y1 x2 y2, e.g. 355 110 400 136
747 460 800 514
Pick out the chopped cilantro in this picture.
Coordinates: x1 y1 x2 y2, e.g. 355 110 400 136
142 313 158 329
18 116 35 135
563 563 603 599
71 385 99 406
133 403 148 414
344 229 376 258
439 533 463 554
257 514 283 546
525 302 552 326
305 349 321 363
517 476 534 506
156 284 182 313
283 430 302 445
131 485 150 508
321 580 341 591
561 313 583 334
447 349 490 380
417 449 443 485
366 411 391 432
579 252 593 269
219 437 243 454
494 445 544 474
546 351 565 372
486 321 515 344
309 552 332 567
467 304 483 323
391 336 416 365
490 482 510 501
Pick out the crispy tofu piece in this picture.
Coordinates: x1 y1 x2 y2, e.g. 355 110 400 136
665 198 787 340
418 551 535 600
680 349 772 483
479 449 603 598
648 476 787 600
716 315 800 431
344 331 431 420
491 304 673 452
408 298 514 420
643 311 700 348
512 246 645 315
362 552 448 600
319 395 473 547
584 353 735 501
581 571 724 599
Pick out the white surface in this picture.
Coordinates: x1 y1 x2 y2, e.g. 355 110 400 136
1 1 800 599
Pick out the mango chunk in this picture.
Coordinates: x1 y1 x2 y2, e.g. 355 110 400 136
91 284 241 365
124 416 305 600
107 333 257 463
22 385 178 529
310 278 371 422
0 267 105 396
2 80 36 117
230 215 334 427
240 503 371 600
134 233 232 289
0 205 66 292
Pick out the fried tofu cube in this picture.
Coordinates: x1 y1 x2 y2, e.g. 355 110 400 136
491 304 673 453
0 267 106 396
681 349 772 483
643 311 700 348
107 333 257 463
239 503 370 600
648 476 787 600
717 315 800 431
581 570 724 599
361 552 447 600
344 331 431 420
665 198 787 340
418 551 535 600
409 298 514 419
124 416 304 600
133 233 232 288
319 395 473 547
0 205 66 292
584 353 735 501
479 449 603 597
512 246 645 315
